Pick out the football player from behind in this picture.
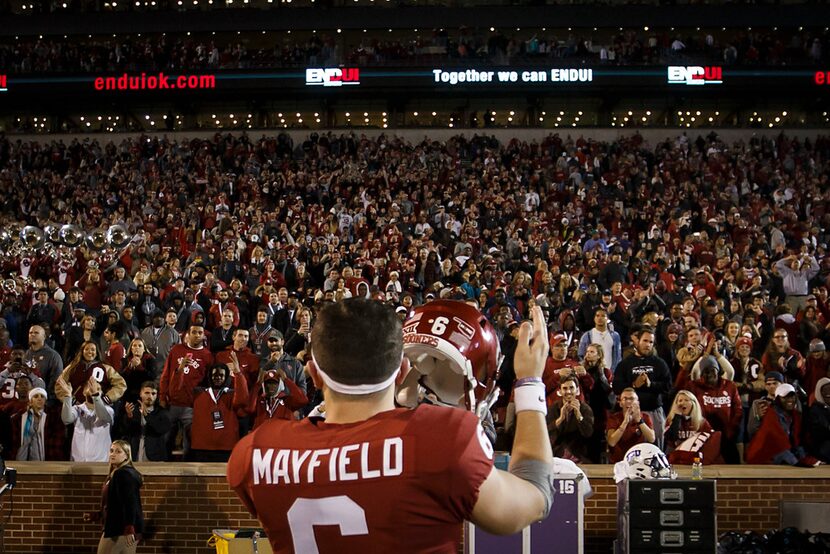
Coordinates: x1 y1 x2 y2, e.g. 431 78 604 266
228 299 554 553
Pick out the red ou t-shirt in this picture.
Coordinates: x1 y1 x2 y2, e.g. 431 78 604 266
606 410 654 463
227 404 493 554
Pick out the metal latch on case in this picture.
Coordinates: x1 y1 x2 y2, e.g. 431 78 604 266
659 489 685 504
659 510 684 526
660 531 685 546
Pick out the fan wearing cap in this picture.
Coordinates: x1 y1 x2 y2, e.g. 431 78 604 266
808 377 830 462
260 330 307 396
804 339 829 404
687 355 743 464
26 288 58 330
246 368 308 429
691 268 717 301
9 386 66 461
746 383 823 466
543 333 593 406
747 371 786 440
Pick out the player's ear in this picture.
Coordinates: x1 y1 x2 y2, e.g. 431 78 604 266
306 360 323 389
395 356 410 385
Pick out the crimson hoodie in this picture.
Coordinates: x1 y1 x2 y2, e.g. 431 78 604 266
247 377 309 429
159 344 214 408
688 378 743 440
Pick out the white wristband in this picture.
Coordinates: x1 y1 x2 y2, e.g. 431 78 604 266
514 383 547 415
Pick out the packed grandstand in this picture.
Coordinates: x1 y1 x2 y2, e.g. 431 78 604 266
0 129 828 467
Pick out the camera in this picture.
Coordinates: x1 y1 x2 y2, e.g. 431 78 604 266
0 447 17 497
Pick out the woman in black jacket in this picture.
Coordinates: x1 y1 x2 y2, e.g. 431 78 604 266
86 440 144 553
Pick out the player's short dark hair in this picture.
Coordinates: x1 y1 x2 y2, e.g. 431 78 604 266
140 381 158 391
312 298 403 386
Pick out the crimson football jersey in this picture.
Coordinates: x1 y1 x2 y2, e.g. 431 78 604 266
227 404 493 554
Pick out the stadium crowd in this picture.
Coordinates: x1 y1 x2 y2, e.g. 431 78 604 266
0 129 829 467
0 25 826 74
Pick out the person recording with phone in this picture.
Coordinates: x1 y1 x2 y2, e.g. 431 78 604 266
747 371 785 440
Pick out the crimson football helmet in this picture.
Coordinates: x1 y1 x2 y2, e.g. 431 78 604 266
399 300 503 418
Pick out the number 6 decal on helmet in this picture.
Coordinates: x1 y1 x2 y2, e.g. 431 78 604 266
399 300 503 416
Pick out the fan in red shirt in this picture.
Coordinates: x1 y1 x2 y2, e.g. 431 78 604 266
189 357 248 462
606 387 656 463
215 329 261 392
158 324 214 457
543 334 592 405
227 300 554 554
247 369 308 429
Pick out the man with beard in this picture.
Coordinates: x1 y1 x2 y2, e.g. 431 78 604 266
612 325 672 449
118 381 172 461
260 331 307 395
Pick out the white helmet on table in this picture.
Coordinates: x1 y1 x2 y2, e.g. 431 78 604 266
623 443 674 480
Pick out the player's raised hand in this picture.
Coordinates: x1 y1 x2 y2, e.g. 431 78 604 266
514 306 549 380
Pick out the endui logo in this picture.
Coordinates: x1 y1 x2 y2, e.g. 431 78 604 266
0 75 7 92
305 68 360 87
93 73 216 91
667 66 723 86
